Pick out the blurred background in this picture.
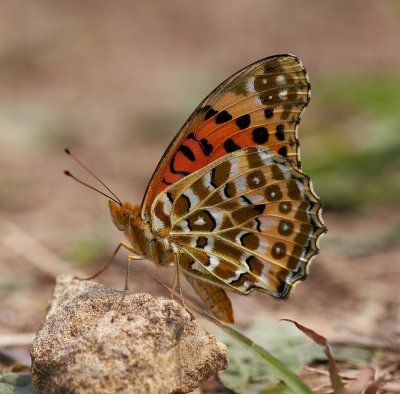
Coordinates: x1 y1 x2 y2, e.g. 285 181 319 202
0 0 399 390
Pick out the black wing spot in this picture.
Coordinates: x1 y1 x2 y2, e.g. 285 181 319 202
204 106 218 120
236 114 251 130
252 127 269 144
278 146 288 157
210 167 218 188
241 196 253 205
239 232 259 249
255 218 262 232
177 145 196 161
275 124 285 141
200 138 213 156
279 202 292 214
271 242 286 259
216 110 233 124
196 236 208 249
223 182 235 198
264 107 274 119
224 138 241 153
254 204 266 214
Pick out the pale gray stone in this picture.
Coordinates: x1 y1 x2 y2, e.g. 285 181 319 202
31 275 228 394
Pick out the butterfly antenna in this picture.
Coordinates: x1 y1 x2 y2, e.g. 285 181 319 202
64 170 121 206
64 148 122 206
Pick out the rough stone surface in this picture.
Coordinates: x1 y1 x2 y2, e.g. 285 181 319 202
30 275 228 394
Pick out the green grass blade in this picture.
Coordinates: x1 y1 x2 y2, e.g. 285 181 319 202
217 322 314 394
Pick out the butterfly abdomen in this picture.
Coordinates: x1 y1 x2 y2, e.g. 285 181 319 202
124 215 176 267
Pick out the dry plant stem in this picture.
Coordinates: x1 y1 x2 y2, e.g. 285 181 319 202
175 260 188 311
0 219 82 278
74 241 143 281
171 269 179 300
331 338 400 354
0 333 36 347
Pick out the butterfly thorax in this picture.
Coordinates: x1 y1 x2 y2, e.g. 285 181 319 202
109 201 175 267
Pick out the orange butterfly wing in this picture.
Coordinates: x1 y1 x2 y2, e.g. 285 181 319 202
141 54 310 219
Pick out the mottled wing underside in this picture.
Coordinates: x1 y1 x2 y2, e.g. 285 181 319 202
151 147 326 314
142 54 310 219
184 273 234 323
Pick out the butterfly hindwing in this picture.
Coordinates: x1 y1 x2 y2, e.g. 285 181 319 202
150 147 325 300
183 271 234 323
142 54 311 219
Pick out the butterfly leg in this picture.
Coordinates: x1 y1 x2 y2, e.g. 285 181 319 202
111 254 143 322
171 257 197 320
170 269 179 300
74 241 143 281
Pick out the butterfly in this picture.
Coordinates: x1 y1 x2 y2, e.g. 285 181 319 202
73 54 326 324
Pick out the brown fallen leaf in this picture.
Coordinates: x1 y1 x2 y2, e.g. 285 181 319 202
282 319 347 394
345 367 375 394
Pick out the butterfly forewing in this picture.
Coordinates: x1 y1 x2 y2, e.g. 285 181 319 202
141 55 311 219
150 147 325 299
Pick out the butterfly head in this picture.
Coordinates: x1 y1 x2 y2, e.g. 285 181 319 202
109 201 140 231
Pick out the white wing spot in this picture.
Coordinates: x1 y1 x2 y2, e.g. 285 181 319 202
279 90 288 99
177 220 190 232
245 193 264 204
202 171 214 191
235 176 247 194
297 182 305 198
256 238 270 254
152 215 165 232
162 194 172 214
194 217 206 226
246 76 256 93
258 150 274 164
229 157 240 178
191 260 203 272
276 75 285 83
278 164 290 179
281 202 290 211
208 256 220 270
184 188 199 210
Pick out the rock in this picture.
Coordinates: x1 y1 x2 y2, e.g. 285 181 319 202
30 275 228 394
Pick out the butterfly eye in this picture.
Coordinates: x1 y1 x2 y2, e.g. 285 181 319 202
120 209 131 224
